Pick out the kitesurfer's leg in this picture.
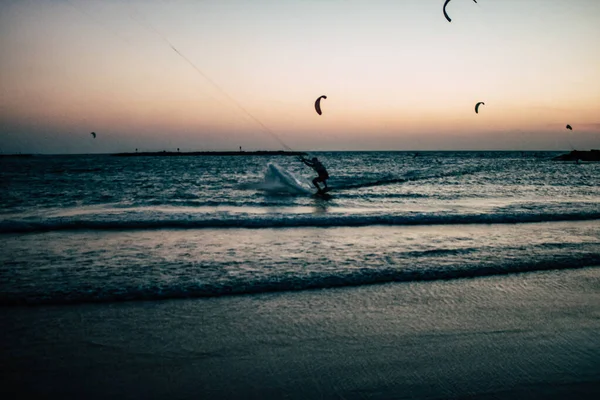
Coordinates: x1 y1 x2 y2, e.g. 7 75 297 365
312 177 322 192
316 174 328 189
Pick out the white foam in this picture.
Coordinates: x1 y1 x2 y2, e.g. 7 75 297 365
253 163 313 194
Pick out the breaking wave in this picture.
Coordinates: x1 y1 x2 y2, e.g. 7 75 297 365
2 255 598 306
1 210 599 234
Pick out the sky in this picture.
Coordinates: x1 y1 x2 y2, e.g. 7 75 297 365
1 0 599 153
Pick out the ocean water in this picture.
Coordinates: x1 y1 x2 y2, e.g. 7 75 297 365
1 151 599 305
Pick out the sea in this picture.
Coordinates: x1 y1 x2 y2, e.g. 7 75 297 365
1 151 599 306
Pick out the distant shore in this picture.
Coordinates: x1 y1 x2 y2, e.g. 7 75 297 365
553 149 600 162
0 154 33 158
112 150 307 157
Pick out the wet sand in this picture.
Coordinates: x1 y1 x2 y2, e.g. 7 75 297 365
2 267 599 399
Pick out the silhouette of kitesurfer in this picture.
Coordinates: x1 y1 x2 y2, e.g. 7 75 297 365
300 156 329 193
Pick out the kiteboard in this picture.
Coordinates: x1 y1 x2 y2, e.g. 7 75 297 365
315 187 332 198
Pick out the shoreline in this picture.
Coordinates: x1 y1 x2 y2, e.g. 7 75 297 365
2 267 599 399
2 221 599 307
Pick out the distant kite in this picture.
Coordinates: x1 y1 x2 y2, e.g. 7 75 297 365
315 95 327 115
566 125 572 130
444 0 479 22
443 0 452 22
475 102 485 114
90 132 96 138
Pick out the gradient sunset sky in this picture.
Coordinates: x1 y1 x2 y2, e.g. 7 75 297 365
1 0 599 153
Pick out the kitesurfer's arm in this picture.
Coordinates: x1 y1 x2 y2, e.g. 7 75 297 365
299 157 313 167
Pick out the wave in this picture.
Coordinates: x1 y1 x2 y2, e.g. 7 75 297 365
1 211 599 234
238 163 480 194
336 166 486 190
2 256 599 306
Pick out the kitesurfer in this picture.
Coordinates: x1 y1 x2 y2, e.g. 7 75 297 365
300 156 329 193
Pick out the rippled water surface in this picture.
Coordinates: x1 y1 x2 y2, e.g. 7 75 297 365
1 151 598 304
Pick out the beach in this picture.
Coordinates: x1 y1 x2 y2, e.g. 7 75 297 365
2 266 599 399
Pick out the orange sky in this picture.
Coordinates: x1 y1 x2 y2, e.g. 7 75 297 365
1 0 599 153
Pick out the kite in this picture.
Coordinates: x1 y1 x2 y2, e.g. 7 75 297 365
315 95 327 115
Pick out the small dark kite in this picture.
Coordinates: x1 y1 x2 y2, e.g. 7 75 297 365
315 95 327 116
475 102 485 114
